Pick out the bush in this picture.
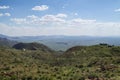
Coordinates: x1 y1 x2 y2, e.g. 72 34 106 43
3 66 10 70
88 73 98 79
78 76 85 80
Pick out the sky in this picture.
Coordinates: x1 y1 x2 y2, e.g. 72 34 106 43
0 0 120 36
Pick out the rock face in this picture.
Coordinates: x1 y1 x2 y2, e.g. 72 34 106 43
12 42 53 52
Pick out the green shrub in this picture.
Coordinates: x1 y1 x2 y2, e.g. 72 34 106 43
88 73 98 79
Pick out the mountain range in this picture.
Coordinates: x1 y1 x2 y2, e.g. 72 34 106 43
0 34 120 79
1 34 120 51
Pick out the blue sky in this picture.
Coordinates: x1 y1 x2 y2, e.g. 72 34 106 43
0 0 120 36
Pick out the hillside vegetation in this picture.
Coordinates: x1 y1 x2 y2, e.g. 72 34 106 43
0 43 120 80
12 42 54 53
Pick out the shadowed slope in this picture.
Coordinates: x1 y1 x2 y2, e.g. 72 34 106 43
12 42 54 52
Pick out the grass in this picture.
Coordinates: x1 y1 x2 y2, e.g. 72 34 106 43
0 44 120 80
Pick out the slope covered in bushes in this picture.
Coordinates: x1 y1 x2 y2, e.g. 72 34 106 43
0 44 120 80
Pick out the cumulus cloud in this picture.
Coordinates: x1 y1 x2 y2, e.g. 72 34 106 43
115 8 120 12
40 14 66 23
0 5 9 9
0 13 3 16
32 5 49 11
27 15 38 19
0 13 11 17
56 13 67 18
8 13 120 36
71 18 96 24
11 13 67 25
10 18 26 24
4 13 11 16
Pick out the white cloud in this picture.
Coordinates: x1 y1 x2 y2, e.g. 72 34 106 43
27 15 38 19
71 18 96 24
115 8 120 12
74 13 78 16
40 14 66 23
56 13 67 18
32 5 49 11
1 22 120 37
10 18 26 24
0 13 3 16
8 13 120 36
11 14 67 25
0 13 11 17
4 13 11 16
0 5 9 9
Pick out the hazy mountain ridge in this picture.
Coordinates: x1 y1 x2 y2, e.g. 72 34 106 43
0 37 17 47
1 34 120 51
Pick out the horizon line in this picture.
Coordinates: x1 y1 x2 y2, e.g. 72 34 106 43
1 34 120 38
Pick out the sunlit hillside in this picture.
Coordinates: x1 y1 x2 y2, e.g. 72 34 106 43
0 43 120 80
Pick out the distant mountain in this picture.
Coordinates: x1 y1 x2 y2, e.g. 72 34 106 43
10 35 120 51
12 42 54 53
1 34 120 51
0 37 17 47
0 34 9 38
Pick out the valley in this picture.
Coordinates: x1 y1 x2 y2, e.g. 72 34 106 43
0 41 120 80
